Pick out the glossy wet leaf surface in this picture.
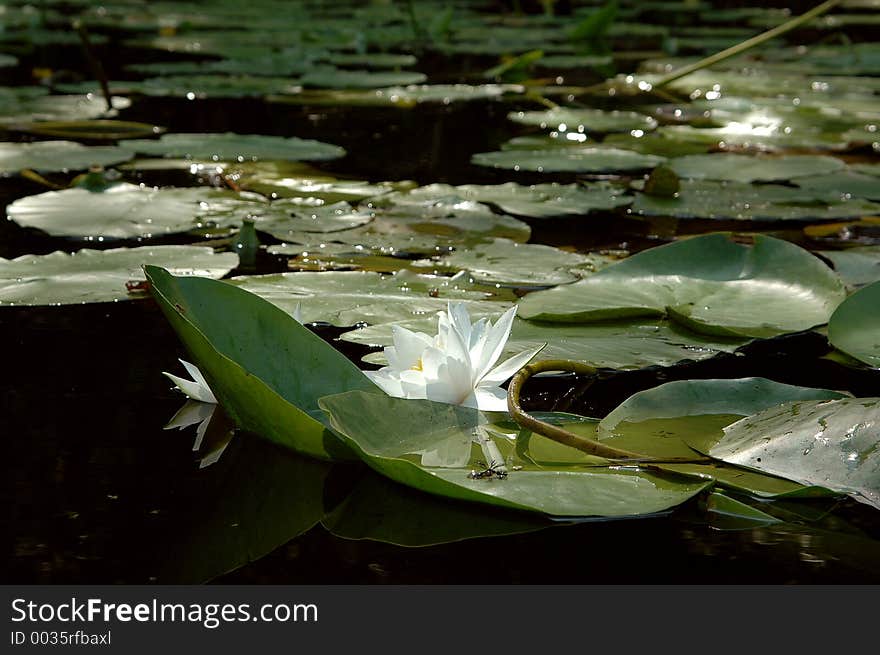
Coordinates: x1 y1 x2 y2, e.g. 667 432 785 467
319 390 711 517
518 234 847 338
828 280 880 367
0 246 237 306
472 147 666 173
0 140 134 174
127 132 346 162
7 183 265 240
708 398 880 510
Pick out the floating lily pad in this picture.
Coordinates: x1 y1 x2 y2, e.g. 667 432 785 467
127 132 345 162
598 378 849 463
417 237 609 288
794 172 880 203
269 84 522 107
0 140 134 174
0 246 236 306
435 182 632 218
12 119 165 141
517 234 847 339
235 162 412 201
0 54 18 68
300 68 426 89
255 201 373 238
632 180 880 221
828 280 880 367
145 266 377 461
819 246 880 288
0 89 130 124
324 53 418 68
508 107 657 133
667 154 845 183
129 74 301 98
7 183 265 240
231 269 506 326
319 391 710 517
472 147 665 173
707 397 880 510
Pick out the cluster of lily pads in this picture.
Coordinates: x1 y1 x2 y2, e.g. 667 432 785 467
1 0 879 530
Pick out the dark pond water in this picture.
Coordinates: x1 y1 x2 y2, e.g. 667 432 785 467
4 0 880 584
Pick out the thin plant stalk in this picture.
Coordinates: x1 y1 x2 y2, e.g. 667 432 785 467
652 0 843 88
72 19 113 112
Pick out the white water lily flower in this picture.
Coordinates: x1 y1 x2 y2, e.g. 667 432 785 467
365 302 543 412
163 359 217 404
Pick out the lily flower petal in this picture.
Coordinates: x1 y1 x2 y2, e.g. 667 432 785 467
364 302 542 413
480 343 545 387
162 359 217 404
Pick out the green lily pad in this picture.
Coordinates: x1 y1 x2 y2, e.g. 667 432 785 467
598 378 848 498
440 182 632 218
12 119 165 141
667 154 845 184
319 391 711 517
0 140 134 174
517 234 847 339
268 84 522 107
324 53 418 68
127 132 345 162
0 54 18 68
346 316 746 371
255 201 373 238
507 107 657 133
819 246 880 288
0 89 131 124
416 237 610 288
231 269 506 326
632 180 880 221
236 163 411 202
708 397 880 510
598 378 849 460
471 147 665 173
793 172 880 203
128 74 301 98
145 267 377 460
7 183 265 240
828 280 880 367
0 246 236 306
300 68 426 89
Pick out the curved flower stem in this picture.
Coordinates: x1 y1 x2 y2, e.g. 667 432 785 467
506 359 710 464
652 0 843 88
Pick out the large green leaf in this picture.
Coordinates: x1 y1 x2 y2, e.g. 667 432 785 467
472 147 665 173
426 182 633 218
667 153 845 183
507 107 657 133
0 141 134 174
415 237 610 288
300 68 427 89
0 246 236 306
819 246 880 288
708 397 880 510
127 132 345 162
598 378 849 463
517 234 847 338
828 280 880 367
632 180 880 221
145 267 378 460
7 183 265 240
319 391 710 517
231 269 507 326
